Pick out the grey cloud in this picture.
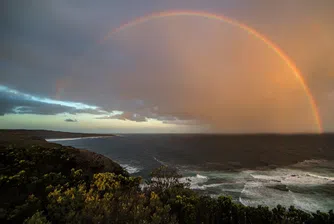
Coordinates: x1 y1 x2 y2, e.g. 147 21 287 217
162 119 200 125
65 118 78 122
0 86 106 116
0 91 70 115
1 0 110 97
96 112 147 122
96 111 200 125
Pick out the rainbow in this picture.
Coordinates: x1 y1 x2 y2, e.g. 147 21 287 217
100 10 322 132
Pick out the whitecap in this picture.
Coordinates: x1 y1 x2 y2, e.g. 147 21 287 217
250 174 282 182
190 183 225 190
196 174 208 179
153 156 167 166
247 168 333 185
293 159 327 166
239 167 334 212
306 173 334 181
120 164 142 174
180 173 209 189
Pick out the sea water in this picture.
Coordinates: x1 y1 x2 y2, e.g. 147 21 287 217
48 134 334 212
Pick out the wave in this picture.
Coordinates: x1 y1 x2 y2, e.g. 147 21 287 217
239 180 294 207
306 173 334 181
250 174 282 182
239 179 333 212
239 166 334 212
153 156 168 166
248 169 334 185
290 159 334 170
46 136 112 142
196 174 208 179
180 174 209 189
120 164 142 174
178 165 334 212
184 174 243 191
293 159 328 166
191 183 226 190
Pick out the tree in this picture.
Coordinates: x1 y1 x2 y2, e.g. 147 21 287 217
24 211 50 224
148 166 187 193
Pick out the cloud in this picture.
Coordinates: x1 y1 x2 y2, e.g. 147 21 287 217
162 119 200 125
2 0 334 132
0 85 105 116
328 91 334 100
96 112 147 122
64 118 78 122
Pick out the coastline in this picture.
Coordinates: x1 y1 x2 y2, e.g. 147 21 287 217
0 129 115 145
46 136 114 142
1 129 334 221
0 129 128 177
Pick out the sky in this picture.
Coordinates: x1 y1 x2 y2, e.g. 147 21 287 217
1 0 334 133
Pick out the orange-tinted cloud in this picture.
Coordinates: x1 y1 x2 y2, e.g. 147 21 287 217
74 16 320 132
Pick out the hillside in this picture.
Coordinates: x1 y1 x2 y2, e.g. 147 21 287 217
0 129 127 181
0 129 114 142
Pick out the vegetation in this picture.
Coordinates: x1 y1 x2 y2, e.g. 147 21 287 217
1 145 333 224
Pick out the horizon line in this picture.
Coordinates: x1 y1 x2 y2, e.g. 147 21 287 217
1 129 333 135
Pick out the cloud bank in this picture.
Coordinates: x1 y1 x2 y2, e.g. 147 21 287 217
0 85 104 116
96 112 147 122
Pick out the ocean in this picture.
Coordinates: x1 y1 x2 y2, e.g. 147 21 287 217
47 134 334 213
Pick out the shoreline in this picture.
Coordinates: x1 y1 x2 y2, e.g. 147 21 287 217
0 129 115 140
46 136 114 142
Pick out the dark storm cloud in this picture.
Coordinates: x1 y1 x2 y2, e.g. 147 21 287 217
2 0 168 123
0 85 105 116
1 0 114 96
65 118 78 122
0 90 72 115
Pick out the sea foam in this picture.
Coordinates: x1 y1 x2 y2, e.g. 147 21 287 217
153 156 168 166
239 167 334 212
120 164 142 174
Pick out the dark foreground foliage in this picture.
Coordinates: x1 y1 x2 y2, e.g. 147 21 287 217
0 146 333 224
